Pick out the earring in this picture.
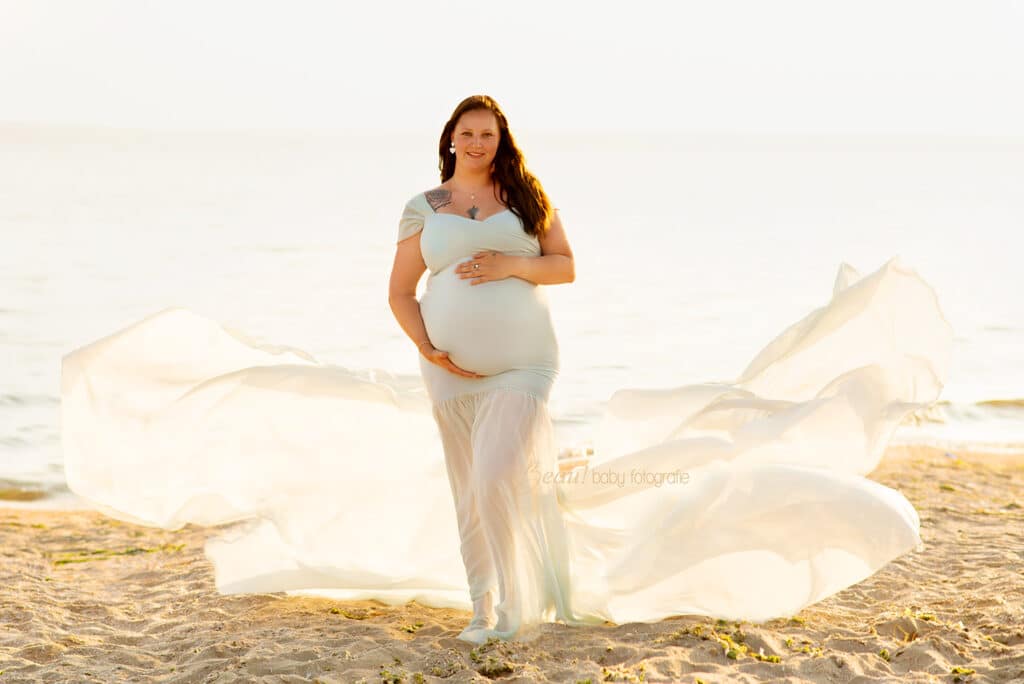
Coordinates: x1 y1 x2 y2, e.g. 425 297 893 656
449 142 456 154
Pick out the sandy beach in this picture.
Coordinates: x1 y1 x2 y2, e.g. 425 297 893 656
2 444 1021 683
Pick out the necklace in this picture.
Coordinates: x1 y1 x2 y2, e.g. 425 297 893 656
451 182 490 220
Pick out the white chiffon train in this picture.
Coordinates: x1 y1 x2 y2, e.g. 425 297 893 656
60 257 953 643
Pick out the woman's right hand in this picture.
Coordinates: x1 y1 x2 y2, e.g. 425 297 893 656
421 345 487 378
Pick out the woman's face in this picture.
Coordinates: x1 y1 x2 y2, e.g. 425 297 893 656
451 109 500 172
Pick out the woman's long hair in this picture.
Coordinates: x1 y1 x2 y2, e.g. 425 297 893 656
437 95 552 238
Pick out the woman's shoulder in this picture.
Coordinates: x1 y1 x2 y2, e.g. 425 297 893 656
403 188 444 214
396 190 438 242
413 184 457 212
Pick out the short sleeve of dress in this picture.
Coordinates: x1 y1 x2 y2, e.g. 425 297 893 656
397 195 425 243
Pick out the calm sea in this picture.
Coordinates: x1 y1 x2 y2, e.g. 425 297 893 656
2 124 1022 508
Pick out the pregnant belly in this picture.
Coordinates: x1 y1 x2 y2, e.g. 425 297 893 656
419 265 559 376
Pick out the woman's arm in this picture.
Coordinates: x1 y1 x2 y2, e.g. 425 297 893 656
388 233 484 378
511 209 574 285
387 233 432 349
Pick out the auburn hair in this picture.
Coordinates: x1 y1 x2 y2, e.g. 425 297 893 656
437 95 552 238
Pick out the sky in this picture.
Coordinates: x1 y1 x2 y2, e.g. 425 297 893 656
1 0 1022 135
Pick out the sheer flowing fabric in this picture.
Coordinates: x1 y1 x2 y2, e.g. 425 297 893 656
430 389 578 642
60 257 952 643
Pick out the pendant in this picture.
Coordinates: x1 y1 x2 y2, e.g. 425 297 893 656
467 205 479 220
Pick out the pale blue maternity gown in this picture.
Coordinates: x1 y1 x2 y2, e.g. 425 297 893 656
396 191 578 642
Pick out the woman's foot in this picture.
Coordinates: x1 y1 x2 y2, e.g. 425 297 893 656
457 592 497 643
456 624 496 644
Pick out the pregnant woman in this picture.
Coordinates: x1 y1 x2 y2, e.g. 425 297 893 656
60 94 954 647
388 95 578 642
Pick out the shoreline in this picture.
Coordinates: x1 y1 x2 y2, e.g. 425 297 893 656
5 437 1024 514
2 444 1022 682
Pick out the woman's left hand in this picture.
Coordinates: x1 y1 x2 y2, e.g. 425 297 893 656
456 251 513 286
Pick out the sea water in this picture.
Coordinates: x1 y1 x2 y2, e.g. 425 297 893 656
1 124 1021 507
